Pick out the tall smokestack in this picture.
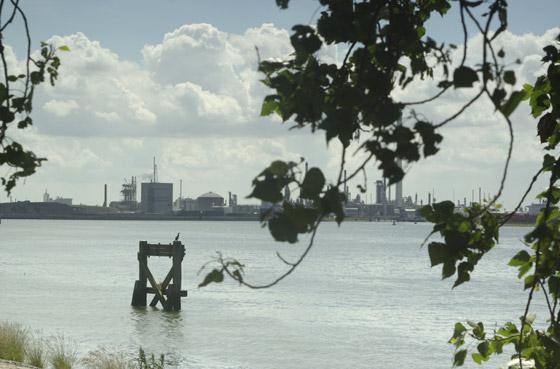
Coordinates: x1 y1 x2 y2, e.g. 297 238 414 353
415 193 417 205
428 192 431 205
103 184 107 207
153 157 158 183
180 180 183 199
479 187 482 204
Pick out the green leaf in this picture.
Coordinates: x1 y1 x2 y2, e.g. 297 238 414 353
471 353 482 364
249 178 284 203
537 113 557 143
320 187 345 224
508 250 531 267
548 276 560 298
30 71 43 85
503 70 516 85
524 274 535 289
290 25 322 57
198 269 224 288
261 95 280 116
442 260 456 279
433 201 455 218
499 90 527 117
58 45 71 52
419 205 434 221
477 341 489 357
451 322 467 340
268 213 299 243
269 161 289 176
453 262 473 288
275 0 289 9
453 349 467 367
428 242 447 266
453 66 479 88
300 167 325 199
232 269 243 284
268 203 319 243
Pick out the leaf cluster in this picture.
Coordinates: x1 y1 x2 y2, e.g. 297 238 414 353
0 2 66 194
421 201 498 288
447 36 560 369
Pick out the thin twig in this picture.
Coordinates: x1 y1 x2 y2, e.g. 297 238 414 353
10 0 30 97
459 1 468 67
344 153 375 183
434 88 484 129
276 251 297 267
539 280 556 326
400 86 449 106
0 0 18 31
477 94 513 214
222 215 325 289
499 167 544 226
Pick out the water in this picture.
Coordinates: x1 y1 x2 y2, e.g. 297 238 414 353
0 220 545 369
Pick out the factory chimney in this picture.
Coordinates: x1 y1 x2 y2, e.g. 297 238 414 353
180 180 183 200
428 192 431 205
103 184 107 207
153 157 158 183
478 187 482 204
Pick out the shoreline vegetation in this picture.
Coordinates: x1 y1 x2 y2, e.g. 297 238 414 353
0 322 166 369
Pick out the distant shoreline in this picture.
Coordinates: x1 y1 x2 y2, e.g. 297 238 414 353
0 214 535 226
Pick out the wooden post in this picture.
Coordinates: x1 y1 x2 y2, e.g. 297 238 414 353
131 240 187 311
131 241 149 307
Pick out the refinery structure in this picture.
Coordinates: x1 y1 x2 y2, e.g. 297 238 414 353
0 157 545 223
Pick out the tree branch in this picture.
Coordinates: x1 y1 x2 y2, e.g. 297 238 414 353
222 215 325 289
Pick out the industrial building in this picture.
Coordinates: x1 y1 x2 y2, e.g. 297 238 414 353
109 177 139 211
196 192 224 211
141 182 173 214
43 189 72 206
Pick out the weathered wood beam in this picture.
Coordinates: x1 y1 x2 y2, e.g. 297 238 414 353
149 267 174 307
140 259 168 310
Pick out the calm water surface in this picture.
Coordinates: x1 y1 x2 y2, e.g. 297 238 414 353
0 220 545 369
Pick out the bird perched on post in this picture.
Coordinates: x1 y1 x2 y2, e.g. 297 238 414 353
174 232 180 242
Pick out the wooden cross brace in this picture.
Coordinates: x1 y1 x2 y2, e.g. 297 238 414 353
131 241 187 311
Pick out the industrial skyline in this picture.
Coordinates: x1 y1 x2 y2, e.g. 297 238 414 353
26 157 535 215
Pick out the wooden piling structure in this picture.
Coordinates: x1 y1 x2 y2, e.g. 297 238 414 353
131 240 187 311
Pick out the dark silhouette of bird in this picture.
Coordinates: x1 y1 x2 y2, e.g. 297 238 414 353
174 232 180 241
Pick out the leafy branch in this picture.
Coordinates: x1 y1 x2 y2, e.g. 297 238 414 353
199 2 560 368
0 0 65 193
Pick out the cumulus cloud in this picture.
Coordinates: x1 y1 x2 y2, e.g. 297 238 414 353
2 23 558 209
43 99 80 117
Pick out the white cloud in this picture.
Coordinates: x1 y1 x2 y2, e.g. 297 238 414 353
43 99 80 117
2 24 558 209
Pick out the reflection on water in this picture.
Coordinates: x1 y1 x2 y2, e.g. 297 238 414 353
0 220 546 369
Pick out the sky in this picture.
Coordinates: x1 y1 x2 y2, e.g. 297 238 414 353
1 0 559 209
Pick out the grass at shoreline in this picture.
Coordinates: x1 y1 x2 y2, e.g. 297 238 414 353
0 321 167 369
0 322 27 362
